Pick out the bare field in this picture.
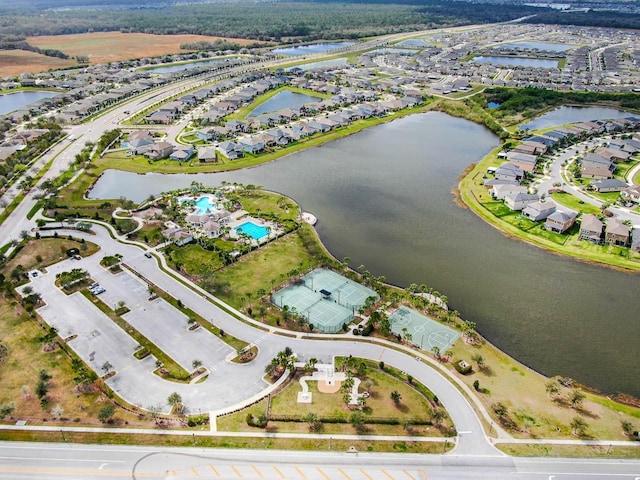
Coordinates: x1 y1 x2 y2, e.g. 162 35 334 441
28 32 258 65
0 50 76 76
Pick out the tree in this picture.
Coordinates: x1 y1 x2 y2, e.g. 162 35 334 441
98 404 116 423
492 402 508 420
192 359 202 369
431 408 446 427
570 416 588 436
569 389 585 409
545 380 560 397
303 412 321 432
101 361 113 375
471 354 485 370
390 390 402 406
431 345 441 360
167 392 182 408
349 411 366 432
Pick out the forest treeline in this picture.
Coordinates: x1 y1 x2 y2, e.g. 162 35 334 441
0 0 639 42
0 34 68 58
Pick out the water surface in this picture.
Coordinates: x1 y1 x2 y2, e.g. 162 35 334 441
493 41 573 52
145 59 229 74
0 90 57 115
471 56 558 68
248 91 322 118
522 106 637 131
90 112 640 397
273 42 354 56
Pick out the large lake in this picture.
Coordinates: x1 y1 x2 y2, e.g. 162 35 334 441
273 42 354 56
90 112 640 397
248 91 321 118
493 41 573 52
522 106 637 131
471 56 559 68
0 90 58 115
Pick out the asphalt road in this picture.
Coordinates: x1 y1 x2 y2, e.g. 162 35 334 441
0 442 638 480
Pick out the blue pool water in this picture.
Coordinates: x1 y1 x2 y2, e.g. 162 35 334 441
180 196 217 215
235 221 269 240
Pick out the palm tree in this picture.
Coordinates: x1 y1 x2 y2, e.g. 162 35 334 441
390 390 402 406
570 416 588 436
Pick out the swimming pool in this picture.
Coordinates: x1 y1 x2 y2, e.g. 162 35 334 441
181 196 217 215
235 221 269 240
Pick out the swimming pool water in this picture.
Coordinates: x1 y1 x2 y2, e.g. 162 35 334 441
235 221 269 240
180 196 217 215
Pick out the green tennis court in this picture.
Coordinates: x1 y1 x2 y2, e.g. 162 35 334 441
271 268 378 333
389 306 459 351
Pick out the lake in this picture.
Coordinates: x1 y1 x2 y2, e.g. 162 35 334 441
471 56 559 69
493 41 573 52
0 90 58 115
522 106 637 131
89 112 640 397
248 91 321 118
273 42 354 56
285 58 348 71
396 39 434 48
145 59 230 74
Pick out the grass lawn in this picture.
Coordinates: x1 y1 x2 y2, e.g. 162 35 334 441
551 192 601 215
0 49 76 76
213 229 321 308
27 32 258 66
219 362 453 437
497 443 640 458
4 238 100 274
0 299 143 427
446 339 640 440
170 244 222 275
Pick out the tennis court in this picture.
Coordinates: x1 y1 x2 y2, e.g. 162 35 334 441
389 306 459 351
271 268 378 333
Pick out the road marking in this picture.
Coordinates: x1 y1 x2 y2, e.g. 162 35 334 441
231 465 243 477
381 469 395 480
458 431 472 434
316 467 330 480
417 469 428 480
337 467 351 479
294 466 307 479
359 468 374 480
252 466 264 478
403 470 416 479
191 466 200 477
209 465 221 477
273 466 285 479
98 463 108 470
0 456 124 464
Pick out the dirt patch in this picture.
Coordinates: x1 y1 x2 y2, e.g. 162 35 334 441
28 32 260 65
0 50 76 76
317 380 341 393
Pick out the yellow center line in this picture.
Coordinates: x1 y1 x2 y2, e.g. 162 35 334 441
273 466 285 478
252 466 264 478
209 464 221 477
359 468 374 480
231 465 243 477
337 467 351 480
403 470 416 480
316 467 330 480
381 469 395 480
191 466 200 477
294 466 307 479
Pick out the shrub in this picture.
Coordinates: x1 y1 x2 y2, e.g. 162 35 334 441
454 360 473 375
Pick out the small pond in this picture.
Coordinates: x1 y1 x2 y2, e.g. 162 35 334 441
273 42 354 56
493 41 573 52
248 91 322 118
470 56 559 68
396 39 434 48
285 58 348 71
521 106 638 131
145 59 231 74
0 90 58 115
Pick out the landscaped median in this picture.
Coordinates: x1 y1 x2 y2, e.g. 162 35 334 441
459 147 640 271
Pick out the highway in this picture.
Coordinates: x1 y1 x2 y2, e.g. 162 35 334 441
0 442 638 479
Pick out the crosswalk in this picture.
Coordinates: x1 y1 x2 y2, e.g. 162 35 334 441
159 463 427 480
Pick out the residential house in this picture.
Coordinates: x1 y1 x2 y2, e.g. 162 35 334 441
545 210 577 233
495 163 524 183
504 192 539 211
237 136 265 154
631 229 640 253
218 141 243 160
579 214 603 243
605 218 630 246
198 146 218 163
170 146 195 162
490 184 527 201
505 152 537 172
162 227 193 246
522 201 556 221
581 153 615 179
590 178 628 192
620 185 640 204
202 220 222 238
595 147 630 163
145 141 174 160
